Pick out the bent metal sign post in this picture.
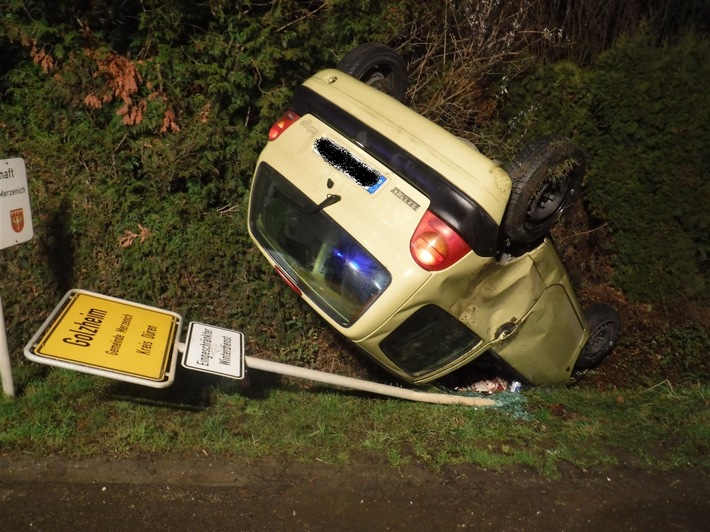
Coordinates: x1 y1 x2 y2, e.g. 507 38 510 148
25 290 184 388
24 289 247 388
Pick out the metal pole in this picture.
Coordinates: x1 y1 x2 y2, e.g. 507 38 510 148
0 296 15 397
244 355 495 407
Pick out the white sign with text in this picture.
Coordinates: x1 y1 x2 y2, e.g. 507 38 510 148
182 322 245 379
0 158 33 250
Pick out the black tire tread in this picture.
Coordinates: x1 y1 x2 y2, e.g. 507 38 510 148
502 137 585 245
576 303 621 369
337 43 407 102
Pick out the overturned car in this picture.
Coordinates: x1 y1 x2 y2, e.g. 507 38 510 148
247 44 620 387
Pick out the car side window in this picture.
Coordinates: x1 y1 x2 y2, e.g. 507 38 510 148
380 305 480 376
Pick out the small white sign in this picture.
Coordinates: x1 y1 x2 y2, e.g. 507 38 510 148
0 158 33 250
182 322 245 379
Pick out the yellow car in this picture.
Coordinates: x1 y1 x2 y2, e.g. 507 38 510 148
247 44 620 387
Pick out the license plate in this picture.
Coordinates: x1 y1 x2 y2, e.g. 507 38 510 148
314 137 386 194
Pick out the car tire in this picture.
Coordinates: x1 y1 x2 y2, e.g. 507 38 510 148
575 304 621 370
337 43 408 102
501 137 585 244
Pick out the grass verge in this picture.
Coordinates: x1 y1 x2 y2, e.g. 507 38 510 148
1 367 707 476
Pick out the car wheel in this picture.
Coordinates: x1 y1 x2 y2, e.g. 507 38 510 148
575 304 621 370
501 137 585 244
337 43 408 102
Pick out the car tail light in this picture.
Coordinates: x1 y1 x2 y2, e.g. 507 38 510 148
274 266 303 296
410 211 471 271
274 265 302 295
268 110 300 141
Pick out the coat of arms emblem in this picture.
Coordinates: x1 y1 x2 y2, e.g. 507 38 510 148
10 208 24 233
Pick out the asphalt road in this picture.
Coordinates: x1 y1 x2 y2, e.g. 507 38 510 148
1 456 707 531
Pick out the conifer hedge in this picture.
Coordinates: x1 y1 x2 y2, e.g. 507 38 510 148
496 31 709 304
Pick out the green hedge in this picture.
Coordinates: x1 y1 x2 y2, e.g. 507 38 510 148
495 31 709 303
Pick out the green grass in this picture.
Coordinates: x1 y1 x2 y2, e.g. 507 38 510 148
1 367 707 476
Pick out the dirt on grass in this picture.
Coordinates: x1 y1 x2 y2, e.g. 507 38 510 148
1 454 707 531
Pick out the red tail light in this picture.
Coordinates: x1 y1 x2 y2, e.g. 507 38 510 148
268 110 300 141
274 265 302 295
410 211 471 271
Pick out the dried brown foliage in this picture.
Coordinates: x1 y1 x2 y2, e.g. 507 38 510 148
81 49 149 125
119 224 152 248
399 1 565 150
29 42 55 72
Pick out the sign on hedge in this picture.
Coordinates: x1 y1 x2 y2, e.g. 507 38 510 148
0 158 33 250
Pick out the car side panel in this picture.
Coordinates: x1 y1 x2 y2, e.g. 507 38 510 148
354 239 586 385
495 284 587 384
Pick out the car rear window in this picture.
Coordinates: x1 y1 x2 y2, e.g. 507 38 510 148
249 163 391 326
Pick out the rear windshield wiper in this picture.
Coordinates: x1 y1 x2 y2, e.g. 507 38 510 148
303 193 341 214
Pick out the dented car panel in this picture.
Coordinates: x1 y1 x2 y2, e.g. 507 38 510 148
350 238 587 385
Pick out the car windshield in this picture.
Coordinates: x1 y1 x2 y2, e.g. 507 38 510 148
249 163 391 326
